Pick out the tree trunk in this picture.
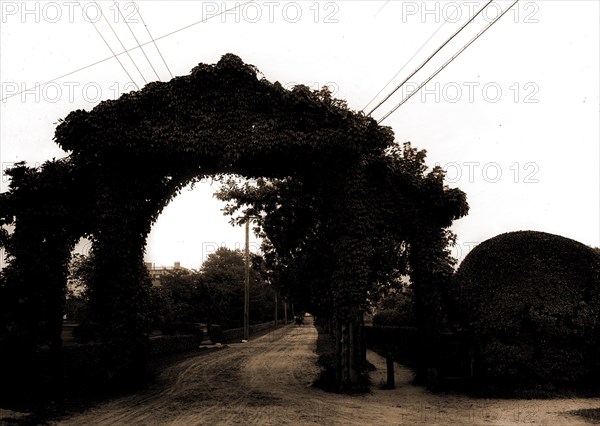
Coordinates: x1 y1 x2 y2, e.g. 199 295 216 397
335 313 364 391
359 313 367 365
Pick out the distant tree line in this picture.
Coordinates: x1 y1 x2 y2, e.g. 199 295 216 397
67 247 283 340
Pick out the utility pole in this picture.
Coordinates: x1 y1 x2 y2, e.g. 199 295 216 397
244 219 250 341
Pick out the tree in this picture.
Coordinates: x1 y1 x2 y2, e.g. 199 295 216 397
64 253 93 322
158 269 200 324
372 286 416 327
217 142 468 389
198 247 277 329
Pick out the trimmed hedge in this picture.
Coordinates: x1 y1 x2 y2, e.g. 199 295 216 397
452 230 600 386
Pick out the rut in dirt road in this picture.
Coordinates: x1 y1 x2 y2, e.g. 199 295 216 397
55 319 600 426
56 323 326 425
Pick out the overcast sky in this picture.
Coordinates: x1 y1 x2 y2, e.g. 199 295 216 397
1 0 598 269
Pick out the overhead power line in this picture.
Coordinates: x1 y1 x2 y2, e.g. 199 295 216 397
136 1 174 80
374 0 392 18
367 0 493 117
115 1 162 81
96 1 148 85
363 15 450 112
1 1 254 102
377 0 520 124
77 0 140 90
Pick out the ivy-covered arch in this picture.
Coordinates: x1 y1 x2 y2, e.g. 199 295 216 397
0 54 468 391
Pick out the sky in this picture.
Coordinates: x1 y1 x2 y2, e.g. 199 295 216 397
1 0 598 270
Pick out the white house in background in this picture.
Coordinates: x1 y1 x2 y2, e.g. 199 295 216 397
145 261 189 286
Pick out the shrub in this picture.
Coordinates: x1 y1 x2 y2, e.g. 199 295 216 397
62 342 112 388
72 321 101 343
452 231 600 386
373 290 416 327
373 309 412 327
161 322 204 339
209 324 223 344
149 335 203 357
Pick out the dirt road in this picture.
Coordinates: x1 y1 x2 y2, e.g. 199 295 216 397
51 320 600 425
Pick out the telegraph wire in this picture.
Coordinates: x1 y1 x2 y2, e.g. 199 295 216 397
77 0 140 89
136 2 174 79
362 17 449 112
116 1 162 81
367 0 494 117
1 1 254 102
374 0 391 18
96 1 148 85
377 0 520 124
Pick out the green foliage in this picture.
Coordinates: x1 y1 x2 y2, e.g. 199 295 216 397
453 231 600 385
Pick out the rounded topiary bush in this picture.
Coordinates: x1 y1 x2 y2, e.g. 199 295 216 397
452 231 600 386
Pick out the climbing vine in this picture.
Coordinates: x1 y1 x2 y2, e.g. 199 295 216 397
0 54 467 390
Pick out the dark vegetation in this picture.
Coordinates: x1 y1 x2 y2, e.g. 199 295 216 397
367 231 600 396
0 51 596 409
1 53 467 397
0 341 223 426
452 231 600 389
68 247 282 338
312 322 371 393
1 52 597 403
372 288 416 327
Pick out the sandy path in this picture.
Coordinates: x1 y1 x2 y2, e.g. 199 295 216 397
50 319 600 425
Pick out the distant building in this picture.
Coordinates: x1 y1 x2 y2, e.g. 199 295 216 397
145 261 188 286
